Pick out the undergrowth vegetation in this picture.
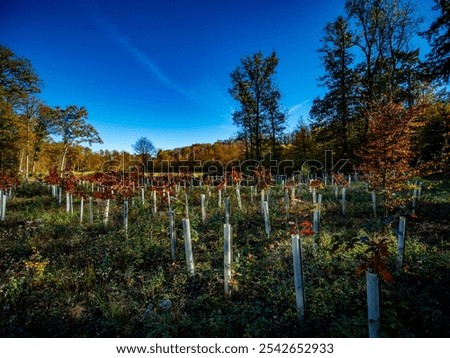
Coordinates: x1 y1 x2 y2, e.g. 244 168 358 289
0 178 448 337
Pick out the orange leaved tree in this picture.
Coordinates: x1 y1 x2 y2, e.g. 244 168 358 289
356 102 424 216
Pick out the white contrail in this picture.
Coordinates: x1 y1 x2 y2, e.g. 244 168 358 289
288 99 311 116
83 1 185 95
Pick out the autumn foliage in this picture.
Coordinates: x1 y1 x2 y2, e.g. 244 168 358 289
0 173 19 190
356 102 425 212
356 237 393 282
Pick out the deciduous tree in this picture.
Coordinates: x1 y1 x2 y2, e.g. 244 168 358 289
339 0 424 148
42 105 103 175
229 51 285 160
16 96 43 179
132 136 156 173
0 45 41 172
356 102 425 214
0 45 41 105
414 92 450 173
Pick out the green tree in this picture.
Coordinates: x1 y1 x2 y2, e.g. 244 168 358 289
43 105 103 175
285 119 318 164
345 0 422 134
0 101 17 172
311 0 425 161
16 96 43 179
31 104 53 174
421 0 450 84
229 51 284 160
265 94 286 160
132 136 156 173
0 45 41 172
415 92 450 173
310 16 359 158
0 45 41 105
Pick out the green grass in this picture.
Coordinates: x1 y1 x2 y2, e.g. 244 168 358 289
0 178 448 337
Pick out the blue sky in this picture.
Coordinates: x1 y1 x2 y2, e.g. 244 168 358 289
1 0 436 152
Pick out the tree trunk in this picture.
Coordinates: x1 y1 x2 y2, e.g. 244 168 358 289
25 153 29 180
60 147 68 177
19 149 24 174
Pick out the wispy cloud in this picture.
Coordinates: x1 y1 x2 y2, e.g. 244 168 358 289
82 1 185 96
286 100 312 130
288 99 311 117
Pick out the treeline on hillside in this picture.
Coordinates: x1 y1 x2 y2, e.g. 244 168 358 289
32 140 248 175
1 0 449 180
